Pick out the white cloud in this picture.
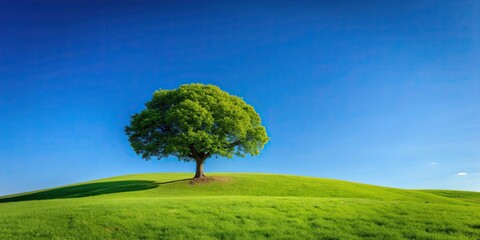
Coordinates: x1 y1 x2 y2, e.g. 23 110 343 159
457 172 468 176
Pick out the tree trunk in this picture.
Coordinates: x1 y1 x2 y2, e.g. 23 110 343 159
194 159 206 178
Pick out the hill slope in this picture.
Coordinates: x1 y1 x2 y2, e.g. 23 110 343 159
1 173 479 239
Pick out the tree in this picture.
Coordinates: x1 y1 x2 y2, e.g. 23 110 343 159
125 83 269 178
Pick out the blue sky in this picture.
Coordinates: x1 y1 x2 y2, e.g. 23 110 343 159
0 0 479 196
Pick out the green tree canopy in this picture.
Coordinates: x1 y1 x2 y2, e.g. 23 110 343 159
125 84 269 178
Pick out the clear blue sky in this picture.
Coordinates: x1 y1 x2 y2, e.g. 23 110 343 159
1 0 479 196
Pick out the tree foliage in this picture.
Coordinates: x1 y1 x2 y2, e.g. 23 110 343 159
125 83 269 177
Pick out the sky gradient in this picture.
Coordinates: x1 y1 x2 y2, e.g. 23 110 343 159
1 0 479 196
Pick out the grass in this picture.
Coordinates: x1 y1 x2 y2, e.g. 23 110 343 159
1 173 479 239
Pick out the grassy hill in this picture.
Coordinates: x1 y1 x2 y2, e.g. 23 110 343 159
1 173 479 239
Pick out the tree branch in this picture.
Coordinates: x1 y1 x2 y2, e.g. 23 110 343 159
223 139 243 149
189 144 201 160
189 145 210 161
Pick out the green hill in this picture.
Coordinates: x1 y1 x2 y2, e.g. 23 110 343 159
1 173 479 239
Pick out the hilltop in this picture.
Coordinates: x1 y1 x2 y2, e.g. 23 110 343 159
1 173 479 239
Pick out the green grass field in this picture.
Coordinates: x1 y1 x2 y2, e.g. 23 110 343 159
1 173 479 239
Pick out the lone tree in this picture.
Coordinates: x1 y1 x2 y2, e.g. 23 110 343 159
125 83 269 178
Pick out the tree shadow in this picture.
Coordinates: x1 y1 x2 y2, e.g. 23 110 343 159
0 178 194 204
0 180 160 203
